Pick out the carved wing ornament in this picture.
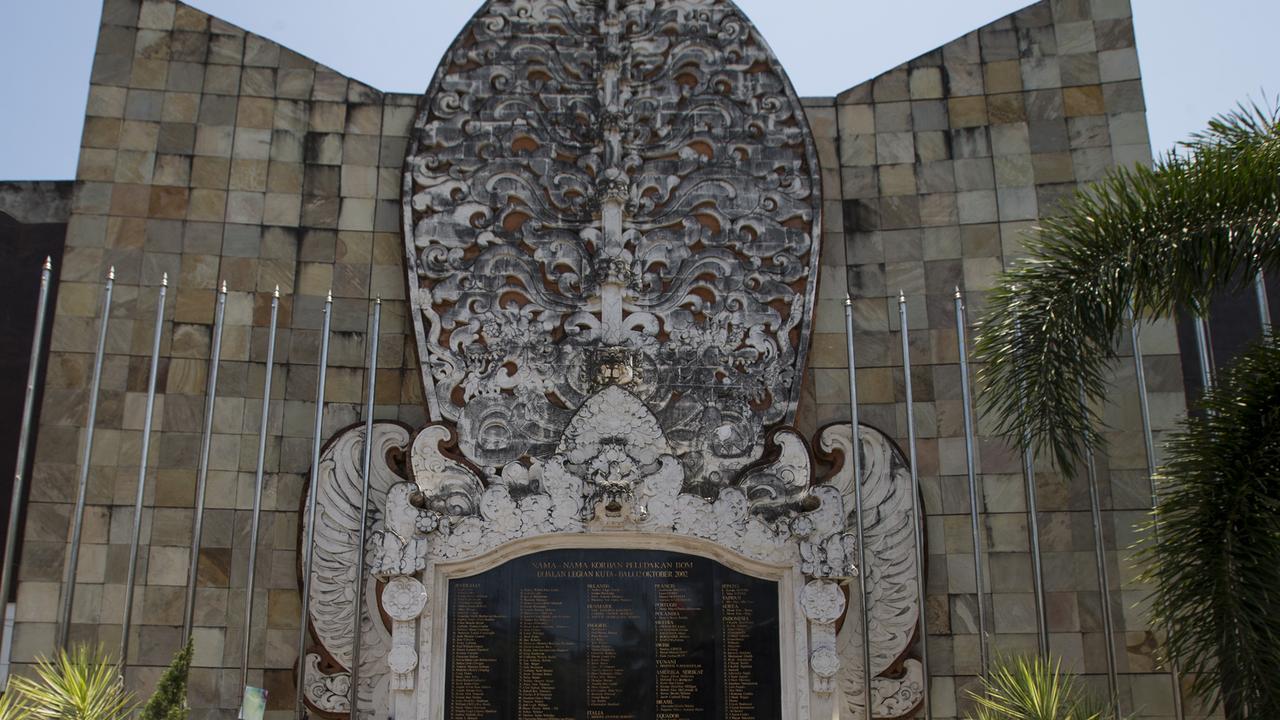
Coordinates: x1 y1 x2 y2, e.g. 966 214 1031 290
297 2 926 719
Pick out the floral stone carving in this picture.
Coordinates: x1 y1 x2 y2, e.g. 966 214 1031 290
298 1 925 718
401 0 823 483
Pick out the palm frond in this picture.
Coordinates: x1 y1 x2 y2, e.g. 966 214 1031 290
1136 335 1280 717
6 645 136 720
0 681 31 720
965 654 1119 720
971 100 1280 471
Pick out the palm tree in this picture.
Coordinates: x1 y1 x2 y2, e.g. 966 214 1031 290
971 101 1280 719
1139 338 1280 717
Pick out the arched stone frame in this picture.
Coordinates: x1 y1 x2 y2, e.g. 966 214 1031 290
303 418 924 720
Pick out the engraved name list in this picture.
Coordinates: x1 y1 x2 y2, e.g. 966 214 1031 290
444 549 781 720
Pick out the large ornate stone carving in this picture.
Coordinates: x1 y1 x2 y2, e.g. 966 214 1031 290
401 0 823 482
299 2 926 719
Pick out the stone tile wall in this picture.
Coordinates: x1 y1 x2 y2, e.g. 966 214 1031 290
13 0 1205 719
16 0 422 714
794 0 1198 717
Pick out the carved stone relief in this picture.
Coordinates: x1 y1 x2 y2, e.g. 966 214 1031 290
401 0 823 484
298 1 925 718
301 419 924 720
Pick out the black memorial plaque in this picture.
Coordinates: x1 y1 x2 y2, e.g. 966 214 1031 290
444 549 782 720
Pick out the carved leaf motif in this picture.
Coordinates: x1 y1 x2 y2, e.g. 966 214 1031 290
303 422 411 717
819 423 925 720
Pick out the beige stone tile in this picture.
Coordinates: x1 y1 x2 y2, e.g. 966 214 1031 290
78 148 118 181
308 102 346 132
266 161 303 193
228 158 269 191
340 165 377 198
837 104 874 135
1032 152 1075 184
187 189 227 222
984 60 1022 94
191 156 230 188
153 154 191 186
948 96 988 128
83 117 122 148
194 125 233 157
1063 85 1106 117
878 164 916 196
162 91 199 122
987 92 1025 124
235 97 274 129
114 150 156 184
87 84 128 118
346 103 382 135
909 67 944 99
148 186 189 219
130 58 169 90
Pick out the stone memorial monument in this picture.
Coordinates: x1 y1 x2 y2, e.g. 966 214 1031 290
9 0 1181 717
299 2 923 719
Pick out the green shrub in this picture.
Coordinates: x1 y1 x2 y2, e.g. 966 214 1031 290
965 655 1119 720
139 640 192 720
4 645 136 720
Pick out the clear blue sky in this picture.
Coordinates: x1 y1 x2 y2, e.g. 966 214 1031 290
1 0 1275 180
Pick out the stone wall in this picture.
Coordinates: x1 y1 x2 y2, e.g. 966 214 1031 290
15 0 424 713
12 0 1198 719
794 0 1194 717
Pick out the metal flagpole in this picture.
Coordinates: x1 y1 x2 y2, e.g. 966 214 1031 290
897 292 932 720
57 266 114 649
841 296 875 719
1255 273 1271 335
1014 324 1049 657
296 290 334 719
0 258 54 651
182 281 228 642
954 289 990 675
1253 241 1271 335
242 287 281 691
348 298 381 720
1193 316 1213 392
120 273 168 665
1127 309 1186 720
1080 386 1120 716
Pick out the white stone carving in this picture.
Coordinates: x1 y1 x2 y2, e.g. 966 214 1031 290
298 2 928 719
802 580 847 694
401 0 823 481
300 423 411 718
383 577 428 694
819 423 926 719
